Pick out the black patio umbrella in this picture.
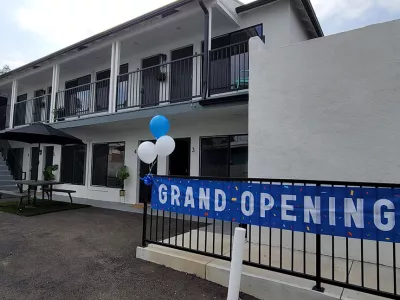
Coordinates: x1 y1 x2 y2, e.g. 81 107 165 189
0 123 83 145
0 123 83 180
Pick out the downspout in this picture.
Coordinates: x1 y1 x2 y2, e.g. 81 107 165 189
199 0 209 100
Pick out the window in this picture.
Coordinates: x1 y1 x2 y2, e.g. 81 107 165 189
17 94 27 102
116 64 129 109
205 24 263 94
14 94 28 126
60 145 86 185
64 75 91 117
200 135 248 178
92 142 125 188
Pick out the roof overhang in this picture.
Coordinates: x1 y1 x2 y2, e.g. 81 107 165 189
236 0 324 37
0 0 198 82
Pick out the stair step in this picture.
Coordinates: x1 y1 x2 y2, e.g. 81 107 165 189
0 175 13 180
0 180 17 186
0 185 19 191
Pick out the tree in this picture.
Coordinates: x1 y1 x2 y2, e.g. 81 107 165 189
0 65 11 75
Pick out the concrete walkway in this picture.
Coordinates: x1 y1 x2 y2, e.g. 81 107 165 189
0 207 256 300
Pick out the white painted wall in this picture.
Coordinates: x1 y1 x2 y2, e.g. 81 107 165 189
248 20 400 272
249 19 400 184
289 0 310 43
16 107 247 204
238 0 290 48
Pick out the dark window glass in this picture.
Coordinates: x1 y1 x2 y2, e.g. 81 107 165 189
61 145 86 185
17 94 27 102
119 63 128 75
200 135 248 178
229 135 248 177
64 75 91 117
200 137 229 177
65 75 91 89
92 144 108 186
92 142 125 188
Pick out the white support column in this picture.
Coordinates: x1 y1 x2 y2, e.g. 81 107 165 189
50 64 60 123
108 42 116 114
9 79 18 129
208 5 213 50
109 41 121 114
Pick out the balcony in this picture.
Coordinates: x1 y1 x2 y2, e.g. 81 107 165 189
5 40 250 127
55 79 110 121
13 94 51 127
116 53 203 110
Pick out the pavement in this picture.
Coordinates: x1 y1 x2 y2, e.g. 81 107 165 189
0 207 257 300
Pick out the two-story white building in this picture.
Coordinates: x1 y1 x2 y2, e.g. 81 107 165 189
0 0 323 205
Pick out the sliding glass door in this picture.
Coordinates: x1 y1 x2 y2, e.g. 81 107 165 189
200 135 248 178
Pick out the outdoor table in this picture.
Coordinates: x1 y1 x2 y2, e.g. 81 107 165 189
15 180 62 205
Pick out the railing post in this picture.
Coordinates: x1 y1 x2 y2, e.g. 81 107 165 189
142 199 149 247
9 79 18 129
313 183 325 292
50 64 59 123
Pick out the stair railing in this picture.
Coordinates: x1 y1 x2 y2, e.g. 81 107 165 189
0 139 26 180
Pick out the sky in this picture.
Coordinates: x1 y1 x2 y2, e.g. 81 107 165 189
1 0 400 69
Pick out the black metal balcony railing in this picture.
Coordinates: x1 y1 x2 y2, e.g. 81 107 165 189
12 42 250 123
13 94 51 127
116 53 202 110
209 41 249 95
55 78 110 120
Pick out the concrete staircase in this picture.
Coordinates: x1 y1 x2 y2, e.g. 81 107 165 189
0 155 19 191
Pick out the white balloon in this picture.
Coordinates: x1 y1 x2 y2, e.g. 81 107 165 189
137 141 157 164
155 135 175 156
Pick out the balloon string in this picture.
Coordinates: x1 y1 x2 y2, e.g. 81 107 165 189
149 158 157 174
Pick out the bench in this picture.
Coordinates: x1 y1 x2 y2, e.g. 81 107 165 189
0 190 30 210
42 188 76 206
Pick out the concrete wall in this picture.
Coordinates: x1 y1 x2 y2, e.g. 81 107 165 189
249 19 400 184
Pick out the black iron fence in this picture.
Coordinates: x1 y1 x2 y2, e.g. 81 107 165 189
116 53 202 110
209 41 249 96
13 94 51 127
142 175 400 299
55 79 110 120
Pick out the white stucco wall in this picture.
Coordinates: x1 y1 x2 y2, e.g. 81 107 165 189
249 19 400 183
238 0 291 48
289 0 309 43
16 107 247 204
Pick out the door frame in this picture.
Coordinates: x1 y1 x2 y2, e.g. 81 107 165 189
140 54 163 108
199 134 248 177
30 146 40 180
170 45 194 102
137 139 158 203
167 137 191 176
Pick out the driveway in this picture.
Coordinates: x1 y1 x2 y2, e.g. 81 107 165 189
0 207 257 300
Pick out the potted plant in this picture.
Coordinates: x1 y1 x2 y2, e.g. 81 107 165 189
117 165 130 198
43 165 59 181
52 108 65 121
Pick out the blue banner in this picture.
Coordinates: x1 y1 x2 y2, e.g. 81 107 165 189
151 176 400 243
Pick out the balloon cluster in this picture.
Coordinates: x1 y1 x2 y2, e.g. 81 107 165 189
137 115 176 166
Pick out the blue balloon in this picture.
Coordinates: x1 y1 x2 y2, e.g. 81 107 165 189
150 115 170 138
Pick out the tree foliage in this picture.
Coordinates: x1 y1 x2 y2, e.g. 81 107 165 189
0 65 11 75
